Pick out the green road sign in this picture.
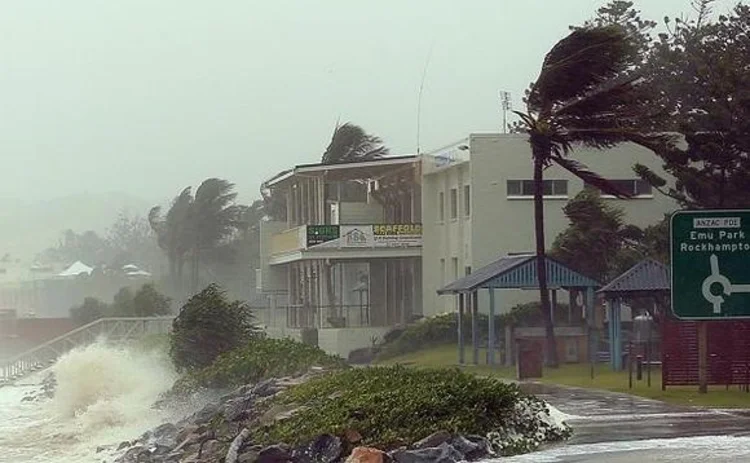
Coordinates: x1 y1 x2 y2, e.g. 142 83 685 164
671 209 750 319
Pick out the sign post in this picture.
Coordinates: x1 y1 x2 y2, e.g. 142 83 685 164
671 210 750 393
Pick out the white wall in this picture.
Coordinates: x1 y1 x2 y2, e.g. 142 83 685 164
421 160 472 317
422 133 677 318
317 326 393 358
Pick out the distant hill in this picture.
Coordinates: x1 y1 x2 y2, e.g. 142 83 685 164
0 192 154 262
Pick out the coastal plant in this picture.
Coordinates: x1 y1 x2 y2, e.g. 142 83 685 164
179 337 347 390
258 365 568 453
170 284 259 371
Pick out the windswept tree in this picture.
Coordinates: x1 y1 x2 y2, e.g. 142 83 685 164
321 122 389 164
149 179 247 294
632 1 750 209
513 25 666 366
149 187 194 291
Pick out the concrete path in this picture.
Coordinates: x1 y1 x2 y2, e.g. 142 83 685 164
501 382 750 462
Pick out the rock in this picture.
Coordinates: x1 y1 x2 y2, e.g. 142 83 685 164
224 396 255 422
257 444 292 463
118 441 133 451
390 443 463 463
151 423 178 448
239 449 261 463
192 402 220 425
253 378 281 397
176 425 200 443
118 445 152 463
413 431 452 450
346 447 389 463
343 429 363 445
200 439 222 459
451 435 491 461
292 434 343 463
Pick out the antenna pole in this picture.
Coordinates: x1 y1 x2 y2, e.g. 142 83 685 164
500 91 512 134
416 43 434 155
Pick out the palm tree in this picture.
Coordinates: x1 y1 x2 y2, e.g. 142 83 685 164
149 179 246 295
321 122 389 164
149 187 194 292
188 178 246 292
514 25 664 367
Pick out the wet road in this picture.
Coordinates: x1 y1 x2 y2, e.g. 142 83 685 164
503 383 750 462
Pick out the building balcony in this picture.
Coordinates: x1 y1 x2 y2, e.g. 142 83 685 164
268 223 423 265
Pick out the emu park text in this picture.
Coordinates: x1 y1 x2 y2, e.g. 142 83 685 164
671 210 750 319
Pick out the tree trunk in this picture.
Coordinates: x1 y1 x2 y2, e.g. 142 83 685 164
533 150 559 367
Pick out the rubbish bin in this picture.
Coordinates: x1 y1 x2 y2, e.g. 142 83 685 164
516 338 543 380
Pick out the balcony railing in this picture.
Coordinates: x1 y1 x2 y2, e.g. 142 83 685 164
284 304 373 329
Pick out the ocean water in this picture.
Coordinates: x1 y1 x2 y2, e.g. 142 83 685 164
0 342 185 463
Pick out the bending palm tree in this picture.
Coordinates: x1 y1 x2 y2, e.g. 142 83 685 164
515 25 663 367
321 122 389 164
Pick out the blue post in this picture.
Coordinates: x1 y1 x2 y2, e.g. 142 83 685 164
488 288 496 366
458 293 465 365
613 298 623 371
586 287 596 377
472 291 479 365
607 298 616 370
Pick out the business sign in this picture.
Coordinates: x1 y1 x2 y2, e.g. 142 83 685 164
306 225 340 247
307 224 422 249
671 210 750 319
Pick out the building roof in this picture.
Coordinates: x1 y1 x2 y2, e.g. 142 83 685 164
264 155 418 188
58 261 94 278
438 254 600 294
598 258 670 296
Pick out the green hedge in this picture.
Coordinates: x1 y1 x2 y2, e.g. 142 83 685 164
174 337 347 392
258 366 543 451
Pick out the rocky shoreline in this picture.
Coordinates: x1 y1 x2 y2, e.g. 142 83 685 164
106 367 570 463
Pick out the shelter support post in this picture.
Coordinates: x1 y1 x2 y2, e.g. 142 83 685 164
458 293 465 365
488 288 496 366
472 291 479 365
607 298 623 371
586 287 596 378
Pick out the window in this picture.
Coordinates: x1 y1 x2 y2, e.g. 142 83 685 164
463 185 471 216
450 188 458 219
452 257 459 280
438 192 445 221
465 266 472 276
507 179 568 197
440 258 446 284
593 179 653 197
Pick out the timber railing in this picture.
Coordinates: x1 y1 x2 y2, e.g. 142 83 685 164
0 316 174 385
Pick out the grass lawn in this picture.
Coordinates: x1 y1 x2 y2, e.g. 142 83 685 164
378 344 750 409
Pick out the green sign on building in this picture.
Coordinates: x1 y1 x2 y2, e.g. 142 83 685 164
671 210 750 319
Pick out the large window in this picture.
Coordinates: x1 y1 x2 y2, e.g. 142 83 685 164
507 179 568 197
463 185 471 216
450 188 458 219
600 179 653 197
438 192 445 221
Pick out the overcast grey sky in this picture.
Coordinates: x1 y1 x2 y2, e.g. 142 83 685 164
0 0 738 204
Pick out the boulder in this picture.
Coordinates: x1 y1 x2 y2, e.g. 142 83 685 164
343 429 363 445
450 435 491 461
390 443 463 463
413 431 452 449
192 402 220 425
292 434 343 463
346 447 389 463
257 444 293 463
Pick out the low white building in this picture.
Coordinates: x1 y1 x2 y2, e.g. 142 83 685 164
420 133 677 318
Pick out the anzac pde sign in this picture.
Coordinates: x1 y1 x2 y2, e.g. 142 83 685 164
671 210 750 319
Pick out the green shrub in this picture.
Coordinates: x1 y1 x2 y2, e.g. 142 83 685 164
375 302 572 361
170 284 259 371
174 337 346 391
259 366 524 450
